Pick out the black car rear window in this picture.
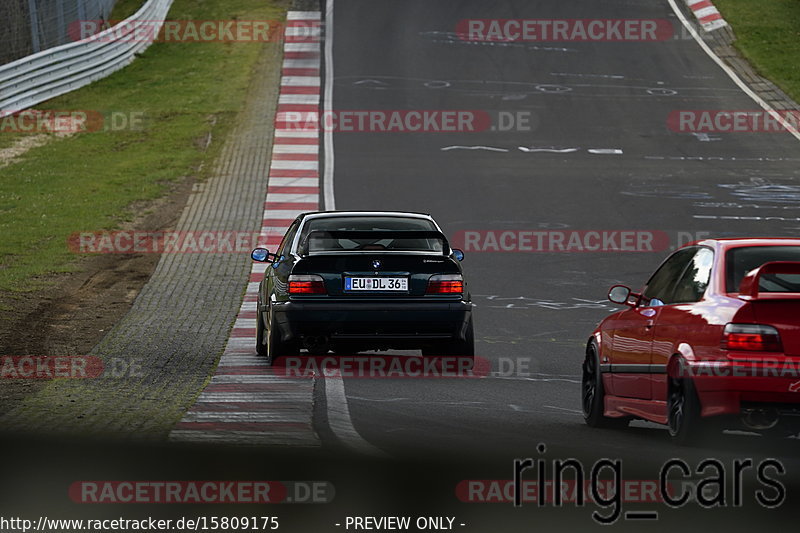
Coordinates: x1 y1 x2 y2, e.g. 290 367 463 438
726 245 800 292
297 216 441 254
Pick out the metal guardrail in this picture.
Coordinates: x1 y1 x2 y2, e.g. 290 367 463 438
0 0 173 118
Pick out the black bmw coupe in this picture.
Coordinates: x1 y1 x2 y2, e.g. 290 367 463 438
251 211 473 365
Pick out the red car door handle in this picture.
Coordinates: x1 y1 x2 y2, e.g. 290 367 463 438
645 320 654 329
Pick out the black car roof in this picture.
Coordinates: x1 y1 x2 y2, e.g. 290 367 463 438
297 210 433 219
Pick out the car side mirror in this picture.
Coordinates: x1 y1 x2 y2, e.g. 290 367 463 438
251 248 272 263
452 248 464 261
608 285 632 305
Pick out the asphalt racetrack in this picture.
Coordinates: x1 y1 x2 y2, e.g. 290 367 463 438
3 0 800 531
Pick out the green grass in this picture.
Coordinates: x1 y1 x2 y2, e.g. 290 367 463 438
110 0 148 20
714 0 800 102
0 0 286 293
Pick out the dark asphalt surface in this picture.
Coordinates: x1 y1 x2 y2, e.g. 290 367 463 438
313 0 800 527
3 1 799 531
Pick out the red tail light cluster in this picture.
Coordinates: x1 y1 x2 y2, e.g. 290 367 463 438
426 274 463 294
722 323 783 352
288 274 327 295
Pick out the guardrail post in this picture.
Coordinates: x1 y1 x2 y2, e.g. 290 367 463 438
56 0 66 45
27 0 41 53
77 0 86 25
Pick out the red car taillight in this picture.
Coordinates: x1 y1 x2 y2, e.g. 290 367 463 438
288 274 327 295
426 274 463 294
722 323 783 352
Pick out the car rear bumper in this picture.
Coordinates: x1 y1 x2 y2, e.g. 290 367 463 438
686 360 800 416
271 299 472 346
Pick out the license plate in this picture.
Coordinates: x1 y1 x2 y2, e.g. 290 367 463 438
345 277 408 292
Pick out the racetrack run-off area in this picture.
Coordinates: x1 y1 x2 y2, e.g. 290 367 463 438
170 11 322 446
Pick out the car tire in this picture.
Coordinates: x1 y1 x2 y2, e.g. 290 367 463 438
422 317 475 370
257 307 298 366
667 362 709 446
582 343 629 429
256 307 268 357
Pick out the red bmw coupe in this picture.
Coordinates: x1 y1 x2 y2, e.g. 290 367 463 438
583 238 800 444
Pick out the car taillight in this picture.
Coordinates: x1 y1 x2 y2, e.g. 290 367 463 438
288 274 327 295
722 324 783 352
426 274 463 294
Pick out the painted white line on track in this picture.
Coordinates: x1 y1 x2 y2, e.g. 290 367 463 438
487 375 581 384
587 148 623 155
285 42 319 52
262 209 309 219
272 144 319 154
266 193 319 203
270 160 318 170
323 0 336 211
543 405 583 415
283 59 322 69
316 0 389 458
268 177 319 187
274 129 319 137
668 0 800 142
441 145 509 152
282 76 322 86
323 375 388 457
287 11 321 20
279 94 321 104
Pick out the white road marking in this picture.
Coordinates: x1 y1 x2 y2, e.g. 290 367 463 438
272 144 319 154
550 72 625 80
587 148 623 154
274 129 319 138
283 59 321 69
441 145 509 152
261 209 308 219
488 375 581 384
270 160 318 170
691 132 721 142
317 0 387 458
281 76 322 86
518 146 578 153
269 177 319 187
287 11 321 20
543 405 583 415
323 0 335 210
265 193 318 203
277 111 319 121
278 94 320 104
348 397 410 402
322 374 388 457
285 42 319 52
285 27 321 38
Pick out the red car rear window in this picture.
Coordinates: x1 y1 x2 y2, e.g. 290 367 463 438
726 246 800 292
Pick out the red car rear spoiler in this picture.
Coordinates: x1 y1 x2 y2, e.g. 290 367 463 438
737 261 800 300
